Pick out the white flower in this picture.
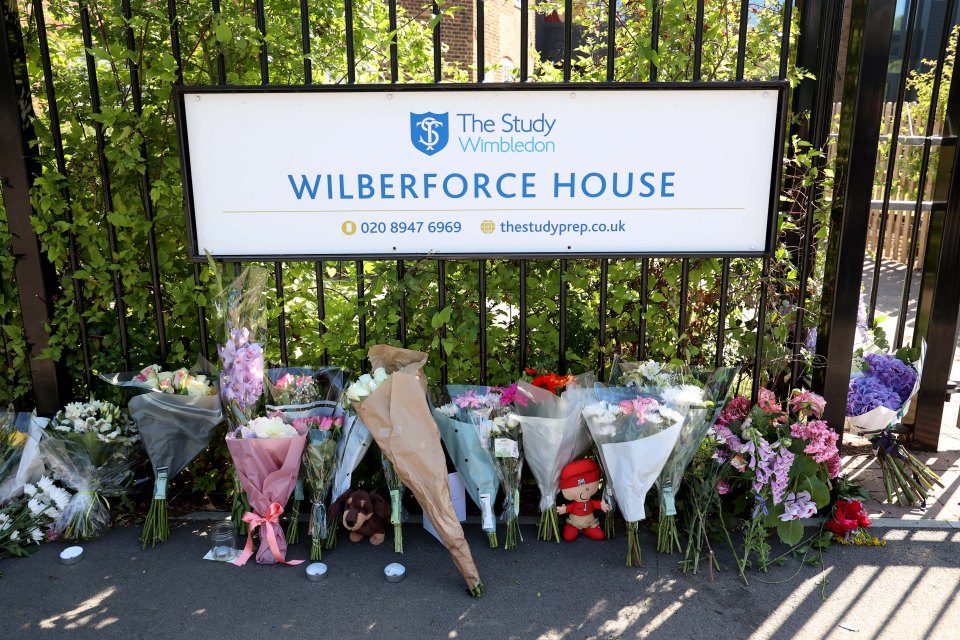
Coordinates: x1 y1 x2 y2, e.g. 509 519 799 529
23 483 37 497
28 527 43 543
345 373 381 403
10 530 19 542
657 407 684 424
37 476 57 494
437 403 458 418
0 512 10 532
660 384 706 409
639 360 662 380
248 417 297 439
185 377 213 396
140 377 160 390
506 414 520 429
27 497 46 517
372 367 389 385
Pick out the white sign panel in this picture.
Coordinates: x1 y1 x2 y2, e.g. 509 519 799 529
178 86 783 258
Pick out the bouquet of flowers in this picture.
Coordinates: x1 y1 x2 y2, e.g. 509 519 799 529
509 381 594 543
714 389 839 579
583 390 683 567
209 258 269 533
299 414 343 560
381 455 405 553
845 346 941 507
487 411 523 551
226 416 306 566
0 408 45 504
40 400 140 540
653 367 737 554
265 366 349 543
101 364 222 547
0 476 70 559
351 345 482 595
329 409 373 547
434 386 504 547
827 499 883 546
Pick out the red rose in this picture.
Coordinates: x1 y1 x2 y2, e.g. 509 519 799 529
827 499 871 536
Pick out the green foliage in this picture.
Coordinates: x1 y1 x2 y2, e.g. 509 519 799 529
0 0 833 504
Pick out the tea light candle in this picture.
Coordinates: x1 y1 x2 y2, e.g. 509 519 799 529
384 563 406 583
305 563 328 582
60 546 84 565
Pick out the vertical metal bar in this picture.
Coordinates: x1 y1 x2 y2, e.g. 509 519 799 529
477 0 484 82
478 260 487 384
911 29 960 449
274 262 288 366
605 0 615 80
814 0 897 432
79 1 130 370
122 0 167 363
714 259 730 367
300 0 311 84
32 0 92 389
638 258 648 359
356 259 366 369
397 261 407 346
0 0 68 411
210 0 225 84
170 0 207 360
389 0 398 82
559 259 568 372
519 259 528 371
868 0 919 322
438 259 447 385
678 258 690 342
345 0 356 83
779 0 795 81
598 258 608 376
649 0 660 82
895 0 956 347
735 0 749 81
752 257 771 403
789 0 844 386
432 1 441 82
255 0 268 83
563 0 572 82
693 0 704 81
315 261 329 366
519 0 529 82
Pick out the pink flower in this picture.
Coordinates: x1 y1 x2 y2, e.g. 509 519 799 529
625 397 659 423
495 383 527 408
618 400 635 415
790 390 826 419
790 419 839 464
275 373 297 388
826 453 842 479
717 396 751 427
716 479 730 495
757 388 781 414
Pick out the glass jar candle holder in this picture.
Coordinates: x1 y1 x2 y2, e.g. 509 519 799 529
210 521 236 561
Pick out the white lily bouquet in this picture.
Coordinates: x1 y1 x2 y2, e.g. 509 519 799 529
40 400 141 540
583 391 684 567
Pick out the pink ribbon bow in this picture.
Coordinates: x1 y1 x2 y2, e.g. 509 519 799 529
232 502 303 567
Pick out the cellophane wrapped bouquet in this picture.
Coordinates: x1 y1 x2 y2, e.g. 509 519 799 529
509 380 594 543
101 364 222 547
265 366 349 544
40 400 140 540
434 386 505 547
846 345 941 507
209 258 269 534
0 407 45 504
583 389 681 566
299 414 344 560
0 476 70 559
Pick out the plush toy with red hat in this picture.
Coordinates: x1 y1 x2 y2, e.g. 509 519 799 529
556 458 610 541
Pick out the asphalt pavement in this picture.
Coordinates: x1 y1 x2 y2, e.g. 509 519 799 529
1 520 958 640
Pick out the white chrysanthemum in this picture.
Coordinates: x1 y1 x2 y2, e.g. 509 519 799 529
249 417 297 439
0 512 10 532
22 483 37 497
27 497 46 516
37 476 56 494
639 360 662 380
437 403 458 418
28 527 42 543
48 486 70 511
657 407 684 424
10 529 19 542
660 384 706 408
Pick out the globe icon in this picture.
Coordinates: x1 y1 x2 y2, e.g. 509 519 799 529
480 220 496 234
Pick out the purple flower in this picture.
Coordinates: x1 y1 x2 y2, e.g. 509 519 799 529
846 376 902 416
804 327 818 352
220 329 264 413
856 293 869 346
771 448 795 505
863 353 917 404
780 491 817 521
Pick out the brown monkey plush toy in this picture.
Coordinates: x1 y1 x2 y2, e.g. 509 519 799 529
329 489 391 545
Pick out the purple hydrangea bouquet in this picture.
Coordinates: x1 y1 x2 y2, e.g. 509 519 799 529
845 346 941 507
208 255 269 533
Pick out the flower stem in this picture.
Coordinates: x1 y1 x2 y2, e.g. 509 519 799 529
394 522 403 554
487 531 498 548
626 521 642 567
656 514 681 554
324 520 338 549
286 498 300 545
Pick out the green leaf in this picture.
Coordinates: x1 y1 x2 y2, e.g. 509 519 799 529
777 518 804 546
216 23 232 43
803 477 831 509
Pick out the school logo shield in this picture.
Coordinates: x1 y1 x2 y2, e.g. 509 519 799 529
410 112 449 156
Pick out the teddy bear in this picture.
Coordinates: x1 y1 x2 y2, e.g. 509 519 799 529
556 458 611 541
329 489 391 545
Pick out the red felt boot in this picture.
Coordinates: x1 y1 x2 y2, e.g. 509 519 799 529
563 523 580 541
582 525 604 541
